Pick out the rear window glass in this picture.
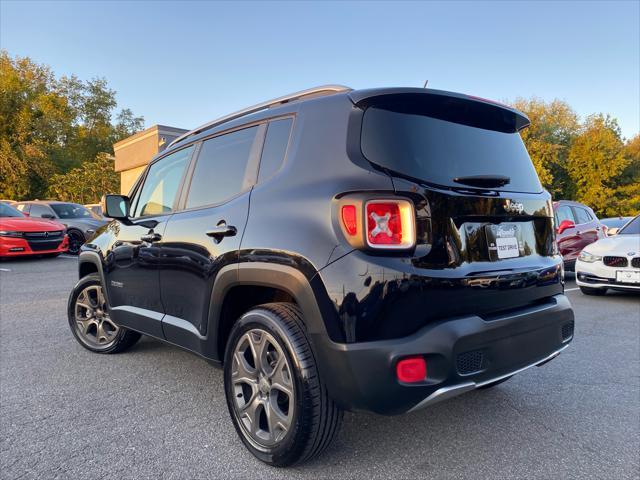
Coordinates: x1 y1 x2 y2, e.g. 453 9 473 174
573 207 592 224
361 104 542 193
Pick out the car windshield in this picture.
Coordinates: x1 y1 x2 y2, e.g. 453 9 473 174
0 203 25 218
50 203 93 219
601 217 631 229
618 216 640 235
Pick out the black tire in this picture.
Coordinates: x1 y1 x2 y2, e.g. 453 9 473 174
66 229 85 255
223 303 343 467
67 273 141 353
477 375 513 390
579 286 607 296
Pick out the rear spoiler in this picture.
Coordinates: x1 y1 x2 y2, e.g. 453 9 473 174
349 87 530 133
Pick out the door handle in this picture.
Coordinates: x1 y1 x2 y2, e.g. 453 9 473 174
206 222 237 243
140 232 162 243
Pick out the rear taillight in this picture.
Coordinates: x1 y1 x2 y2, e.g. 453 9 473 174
396 356 427 383
365 200 415 248
338 197 416 251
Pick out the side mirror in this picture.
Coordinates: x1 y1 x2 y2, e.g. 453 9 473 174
607 227 619 236
42 213 55 219
102 194 131 220
557 219 575 234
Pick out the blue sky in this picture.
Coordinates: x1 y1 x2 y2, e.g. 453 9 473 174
1 0 639 139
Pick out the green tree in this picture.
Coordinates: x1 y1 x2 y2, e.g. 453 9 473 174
511 98 579 198
0 50 143 200
47 153 120 204
566 115 629 217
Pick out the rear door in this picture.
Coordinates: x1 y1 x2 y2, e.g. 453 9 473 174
572 205 600 248
105 145 194 338
159 125 263 352
554 204 581 261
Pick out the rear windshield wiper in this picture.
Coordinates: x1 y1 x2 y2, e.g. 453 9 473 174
453 175 511 188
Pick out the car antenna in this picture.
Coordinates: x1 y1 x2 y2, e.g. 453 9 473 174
423 80 429 88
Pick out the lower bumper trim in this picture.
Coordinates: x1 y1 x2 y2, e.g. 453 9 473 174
407 344 568 412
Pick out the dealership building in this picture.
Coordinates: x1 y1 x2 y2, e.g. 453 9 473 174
113 124 188 194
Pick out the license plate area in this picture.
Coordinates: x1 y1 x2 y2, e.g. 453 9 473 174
616 270 640 284
486 223 523 260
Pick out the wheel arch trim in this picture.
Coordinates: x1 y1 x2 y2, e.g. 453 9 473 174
206 262 329 361
78 250 110 306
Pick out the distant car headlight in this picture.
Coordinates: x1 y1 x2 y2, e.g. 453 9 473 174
579 251 602 263
0 230 22 237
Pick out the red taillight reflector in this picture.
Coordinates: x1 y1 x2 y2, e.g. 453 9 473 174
396 356 426 383
365 200 415 249
341 205 358 236
367 202 401 245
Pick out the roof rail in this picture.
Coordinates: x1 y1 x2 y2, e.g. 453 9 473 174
168 84 352 148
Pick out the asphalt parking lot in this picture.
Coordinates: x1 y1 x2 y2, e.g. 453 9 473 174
0 257 639 480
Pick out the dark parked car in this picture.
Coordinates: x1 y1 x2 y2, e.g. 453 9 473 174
14 201 106 254
553 200 606 270
67 86 574 466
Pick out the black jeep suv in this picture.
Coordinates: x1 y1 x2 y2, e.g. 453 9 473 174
68 86 574 466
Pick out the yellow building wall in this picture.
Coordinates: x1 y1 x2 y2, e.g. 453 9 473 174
120 166 146 195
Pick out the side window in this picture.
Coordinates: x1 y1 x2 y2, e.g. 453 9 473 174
30 204 54 218
258 118 293 183
574 207 592 224
133 146 193 217
185 126 258 209
15 203 30 213
555 205 574 225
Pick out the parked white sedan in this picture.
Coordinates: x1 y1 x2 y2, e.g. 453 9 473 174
576 215 640 295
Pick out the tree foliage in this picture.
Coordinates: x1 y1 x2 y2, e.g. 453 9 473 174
0 50 143 201
512 98 579 198
48 153 120 204
512 99 639 217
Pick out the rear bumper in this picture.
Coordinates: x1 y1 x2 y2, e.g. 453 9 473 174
0 235 69 257
312 294 574 414
576 259 640 291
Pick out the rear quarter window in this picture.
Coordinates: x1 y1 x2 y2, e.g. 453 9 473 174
573 207 593 224
258 118 293 183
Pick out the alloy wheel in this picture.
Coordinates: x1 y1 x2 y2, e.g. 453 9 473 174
67 231 84 255
74 285 119 349
231 328 295 448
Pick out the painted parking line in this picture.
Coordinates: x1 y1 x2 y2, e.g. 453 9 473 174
565 287 580 292
0 268 11 272
59 255 78 259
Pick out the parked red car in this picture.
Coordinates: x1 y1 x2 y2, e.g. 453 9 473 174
0 203 69 258
553 200 606 270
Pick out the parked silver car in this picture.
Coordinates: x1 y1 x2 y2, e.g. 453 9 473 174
14 201 107 254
